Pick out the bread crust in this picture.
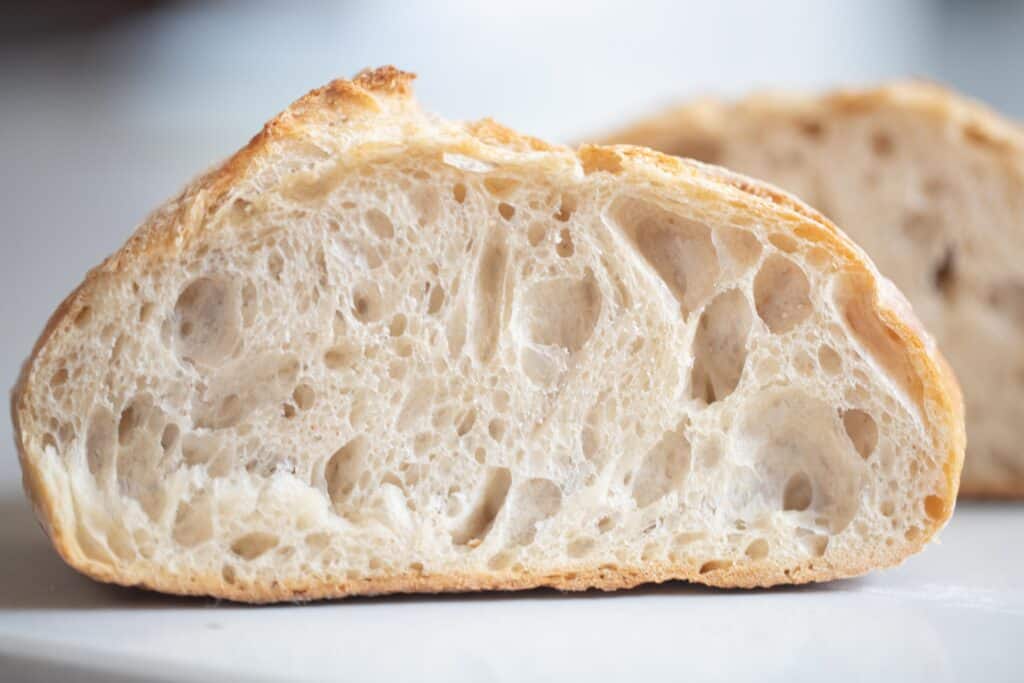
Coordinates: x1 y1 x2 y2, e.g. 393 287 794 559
602 80 1022 499
10 68 965 602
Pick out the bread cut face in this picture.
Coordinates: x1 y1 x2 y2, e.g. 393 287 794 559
601 82 1024 498
11 68 963 602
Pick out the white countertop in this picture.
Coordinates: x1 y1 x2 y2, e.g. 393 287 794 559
0 496 1020 682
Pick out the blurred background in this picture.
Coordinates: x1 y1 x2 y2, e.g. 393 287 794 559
1 0 1023 489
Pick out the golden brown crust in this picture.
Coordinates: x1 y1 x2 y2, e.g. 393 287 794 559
10 68 965 602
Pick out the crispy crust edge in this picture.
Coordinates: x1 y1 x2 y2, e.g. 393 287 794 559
10 68 965 603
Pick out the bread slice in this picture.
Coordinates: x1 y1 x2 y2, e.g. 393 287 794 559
11 68 963 602
600 81 1023 498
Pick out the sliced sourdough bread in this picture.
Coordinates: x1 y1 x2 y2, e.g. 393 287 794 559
11 68 963 602
600 81 1023 497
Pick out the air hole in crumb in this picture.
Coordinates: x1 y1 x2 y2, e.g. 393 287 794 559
610 196 719 316
842 409 878 459
801 534 829 557
555 196 576 222
508 478 562 545
305 532 330 551
597 516 615 533
160 424 180 453
484 176 518 197
213 394 242 428
231 532 279 560
324 345 356 370
452 183 467 203
471 231 507 362
173 277 241 366
798 119 823 139
568 537 594 558
807 248 830 268
632 424 690 507
396 339 414 357
474 447 486 464
268 252 284 281
139 302 156 323
457 409 477 437
42 432 59 454
222 565 237 584
521 270 601 355
555 228 574 257
783 472 813 511
493 390 510 412
901 209 937 244
50 368 68 389
74 306 93 328
754 254 812 333
924 495 945 520
691 289 751 403
326 436 368 506
923 177 947 198
488 551 514 571
699 560 731 574
397 380 433 430
451 467 511 546
498 203 515 221
818 345 841 374
173 497 212 547
352 282 382 323
871 130 894 157
427 284 445 315
117 401 142 446
745 539 769 560
527 222 546 247
365 208 394 239
388 361 406 381
933 246 956 298
488 418 506 442
85 408 115 474
794 351 815 377
57 422 73 445
389 314 407 337
293 384 315 411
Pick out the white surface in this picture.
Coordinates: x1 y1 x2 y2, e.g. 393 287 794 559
2 3 1023 681
0 499 1020 682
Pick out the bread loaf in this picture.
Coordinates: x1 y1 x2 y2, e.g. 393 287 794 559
11 68 963 602
600 81 1021 497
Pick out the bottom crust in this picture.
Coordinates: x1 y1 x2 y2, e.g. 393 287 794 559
59 541 921 604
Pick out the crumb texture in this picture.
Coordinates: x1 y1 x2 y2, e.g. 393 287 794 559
13 74 959 601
